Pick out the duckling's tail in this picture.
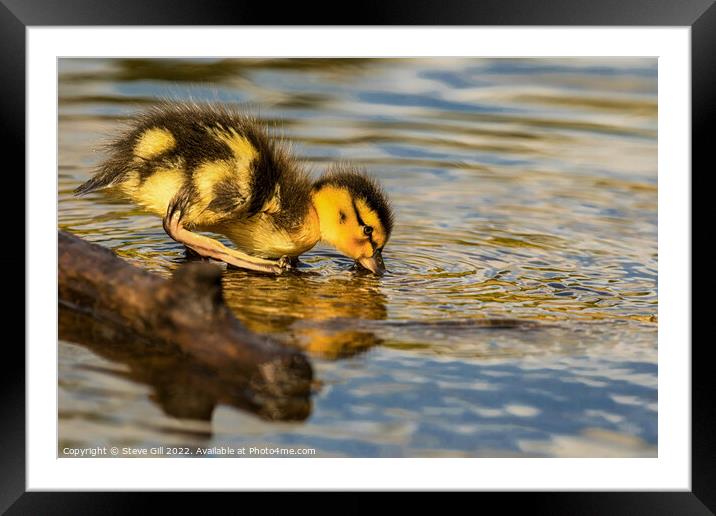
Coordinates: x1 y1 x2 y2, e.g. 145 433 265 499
74 160 129 196
74 176 104 196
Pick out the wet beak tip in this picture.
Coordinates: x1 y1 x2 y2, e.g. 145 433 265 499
357 255 386 275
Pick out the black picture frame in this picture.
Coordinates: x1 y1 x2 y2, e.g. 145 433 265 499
3 0 708 512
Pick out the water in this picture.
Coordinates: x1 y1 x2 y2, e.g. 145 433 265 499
58 58 658 457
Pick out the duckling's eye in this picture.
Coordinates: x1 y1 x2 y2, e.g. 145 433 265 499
339 211 346 223
363 226 373 235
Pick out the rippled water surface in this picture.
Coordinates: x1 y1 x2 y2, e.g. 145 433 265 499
58 58 657 457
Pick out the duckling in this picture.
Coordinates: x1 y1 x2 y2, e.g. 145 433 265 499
75 102 393 275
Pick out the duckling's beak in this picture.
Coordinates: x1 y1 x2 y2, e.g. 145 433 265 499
357 250 386 275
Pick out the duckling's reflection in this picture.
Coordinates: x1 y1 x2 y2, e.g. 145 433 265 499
222 266 387 359
59 305 312 425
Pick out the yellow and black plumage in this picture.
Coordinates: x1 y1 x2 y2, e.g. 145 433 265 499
75 102 394 274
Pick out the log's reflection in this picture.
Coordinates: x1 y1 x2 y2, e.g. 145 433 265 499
59 306 312 423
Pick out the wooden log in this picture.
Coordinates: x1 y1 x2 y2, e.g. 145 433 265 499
58 230 313 421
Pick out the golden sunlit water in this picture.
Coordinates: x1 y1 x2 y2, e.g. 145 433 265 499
58 58 657 457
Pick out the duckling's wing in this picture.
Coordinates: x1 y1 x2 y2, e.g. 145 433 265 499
206 180 249 214
192 176 280 227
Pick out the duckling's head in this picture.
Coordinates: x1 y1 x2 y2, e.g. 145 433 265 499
311 166 394 275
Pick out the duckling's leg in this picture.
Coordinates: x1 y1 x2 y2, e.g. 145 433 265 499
163 209 291 275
